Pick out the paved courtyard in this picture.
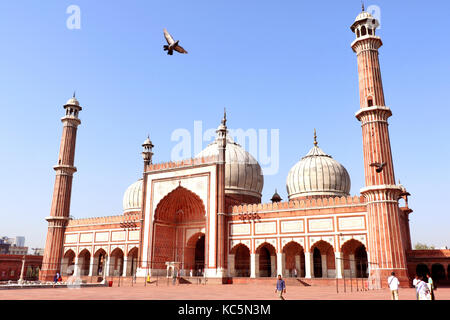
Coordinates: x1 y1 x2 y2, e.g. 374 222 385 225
1 283 449 300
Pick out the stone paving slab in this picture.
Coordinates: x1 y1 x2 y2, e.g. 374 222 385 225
0 283 449 300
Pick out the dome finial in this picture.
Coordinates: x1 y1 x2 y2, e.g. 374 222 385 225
73 91 76 98
361 0 365 12
222 107 227 126
313 128 318 146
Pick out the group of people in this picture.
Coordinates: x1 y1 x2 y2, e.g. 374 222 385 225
388 271 435 300
274 271 437 300
413 274 435 300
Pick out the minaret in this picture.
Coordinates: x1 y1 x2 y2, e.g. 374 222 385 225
351 9 409 284
216 109 227 276
138 135 154 271
40 94 82 281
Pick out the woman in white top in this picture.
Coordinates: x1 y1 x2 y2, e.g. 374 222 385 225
416 276 431 300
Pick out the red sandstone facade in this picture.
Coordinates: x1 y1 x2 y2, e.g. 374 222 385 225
39 9 450 287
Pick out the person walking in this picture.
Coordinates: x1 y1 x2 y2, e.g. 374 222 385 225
293 268 298 278
387 272 400 300
412 275 420 300
426 273 435 300
275 275 286 300
53 272 60 284
416 276 431 300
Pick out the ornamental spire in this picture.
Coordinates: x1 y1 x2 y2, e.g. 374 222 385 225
361 1 365 12
222 107 227 126
314 128 318 146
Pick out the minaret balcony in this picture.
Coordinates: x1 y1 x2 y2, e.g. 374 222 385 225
355 105 392 122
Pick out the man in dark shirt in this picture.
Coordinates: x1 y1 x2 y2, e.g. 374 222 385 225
275 274 286 300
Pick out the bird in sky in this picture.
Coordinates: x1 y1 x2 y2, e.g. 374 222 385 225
163 28 188 55
370 162 386 173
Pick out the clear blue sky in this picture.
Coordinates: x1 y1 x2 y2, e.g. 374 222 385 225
0 1 449 249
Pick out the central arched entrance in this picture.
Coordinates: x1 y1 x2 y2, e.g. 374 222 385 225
153 186 206 275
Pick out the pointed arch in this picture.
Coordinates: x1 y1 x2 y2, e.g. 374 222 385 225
231 244 250 277
93 248 107 277
78 249 91 276
62 249 76 276
155 186 206 223
110 248 124 276
310 240 335 278
127 247 139 276
256 242 276 277
282 241 305 277
341 239 368 278
185 232 205 272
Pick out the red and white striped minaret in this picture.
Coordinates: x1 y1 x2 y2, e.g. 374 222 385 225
40 94 81 281
351 8 409 285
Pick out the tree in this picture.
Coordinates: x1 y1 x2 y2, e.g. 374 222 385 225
414 242 435 250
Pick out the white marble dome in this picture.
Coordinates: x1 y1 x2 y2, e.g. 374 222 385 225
65 96 80 106
354 10 374 23
123 179 143 213
196 135 263 198
286 145 351 200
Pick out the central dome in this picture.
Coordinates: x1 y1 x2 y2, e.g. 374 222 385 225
286 143 351 200
196 135 263 199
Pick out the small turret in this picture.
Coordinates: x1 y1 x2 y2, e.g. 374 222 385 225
142 135 154 165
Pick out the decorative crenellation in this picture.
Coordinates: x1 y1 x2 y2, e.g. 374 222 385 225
231 195 365 214
67 213 140 227
145 155 218 172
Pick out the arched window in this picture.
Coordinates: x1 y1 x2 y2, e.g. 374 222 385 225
368 28 373 35
356 29 360 38
367 97 374 107
361 26 367 36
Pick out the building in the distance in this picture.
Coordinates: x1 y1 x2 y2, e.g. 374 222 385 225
39 8 450 287
31 248 45 256
8 246 28 256
0 239 10 255
15 237 25 248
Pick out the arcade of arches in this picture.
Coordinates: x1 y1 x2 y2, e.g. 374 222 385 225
61 247 138 277
228 239 368 278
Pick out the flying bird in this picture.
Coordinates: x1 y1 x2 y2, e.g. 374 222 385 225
370 162 386 173
163 28 188 55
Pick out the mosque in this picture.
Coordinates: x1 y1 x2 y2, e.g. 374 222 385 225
40 8 450 287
